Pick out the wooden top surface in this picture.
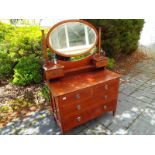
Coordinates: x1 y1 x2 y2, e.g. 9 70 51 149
48 69 120 96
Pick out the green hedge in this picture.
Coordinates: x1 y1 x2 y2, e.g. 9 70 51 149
0 22 15 43
0 22 43 84
1 25 42 60
0 50 14 78
12 55 42 86
86 19 144 58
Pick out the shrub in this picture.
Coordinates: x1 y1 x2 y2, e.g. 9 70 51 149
0 22 42 60
3 25 42 61
108 58 115 69
0 22 15 43
12 54 42 86
0 51 14 78
41 84 50 102
0 22 44 80
86 19 144 58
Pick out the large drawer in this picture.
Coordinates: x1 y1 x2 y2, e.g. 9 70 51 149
94 90 118 104
62 108 93 132
61 100 117 132
92 100 116 117
94 79 119 97
57 87 94 105
61 97 94 118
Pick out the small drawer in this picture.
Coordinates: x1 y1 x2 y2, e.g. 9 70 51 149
58 87 93 105
93 57 108 68
44 64 64 80
46 68 64 80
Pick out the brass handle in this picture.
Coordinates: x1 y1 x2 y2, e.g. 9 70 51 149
62 96 67 100
104 95 108 100
76 93 80 99
104 84 108 90
76 104 81 110
103 105 107 110
102 95 108 100
76 116 81 122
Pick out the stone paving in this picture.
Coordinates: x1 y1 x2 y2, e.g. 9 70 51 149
1 52 155 135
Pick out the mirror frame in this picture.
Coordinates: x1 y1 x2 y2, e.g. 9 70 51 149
46 19 98 57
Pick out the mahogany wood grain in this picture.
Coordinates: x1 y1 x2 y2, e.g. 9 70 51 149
41 30 50 65
98 27 101 54
43 64 64 80
48 69 120 96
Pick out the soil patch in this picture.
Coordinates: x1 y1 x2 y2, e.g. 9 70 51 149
112 49 150 75
0 83 50 128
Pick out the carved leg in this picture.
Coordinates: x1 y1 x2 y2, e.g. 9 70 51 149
61 128 66 135
113 111 116 116
60 129 64 135
53 114 57 123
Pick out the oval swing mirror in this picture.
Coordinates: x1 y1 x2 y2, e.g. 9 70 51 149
47 20 98 58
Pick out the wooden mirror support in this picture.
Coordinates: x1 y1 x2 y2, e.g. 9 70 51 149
42 19 120 134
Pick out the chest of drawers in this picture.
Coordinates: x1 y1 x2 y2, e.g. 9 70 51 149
47 69 120 134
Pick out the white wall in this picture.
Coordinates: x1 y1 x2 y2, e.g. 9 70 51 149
139 19 155 46
40 19 64 27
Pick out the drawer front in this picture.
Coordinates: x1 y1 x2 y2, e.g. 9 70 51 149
94 79 119 99
94 79 119 92
92 100 116 117
62 108 94 132
62 100 117 132
61 98 94 118
94 91 118 104
46 69 64 80
58 87 93 105
94 58 108 68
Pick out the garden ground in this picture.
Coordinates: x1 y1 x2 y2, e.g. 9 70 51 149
1 46 155 135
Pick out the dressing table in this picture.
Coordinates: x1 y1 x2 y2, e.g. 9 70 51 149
42 20 120 134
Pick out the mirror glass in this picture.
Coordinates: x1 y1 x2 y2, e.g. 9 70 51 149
48 21 97 57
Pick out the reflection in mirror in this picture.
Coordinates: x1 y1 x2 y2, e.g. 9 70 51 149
49 21 97 56
67 22 86 47
70 47 97 61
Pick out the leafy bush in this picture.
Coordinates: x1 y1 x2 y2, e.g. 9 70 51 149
41 84 50 102
86 19 144 58
0 22 43 80
0 51 14 78
0 22 15 43
108 58 115 69
12 55 42 86
2 25 42 61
